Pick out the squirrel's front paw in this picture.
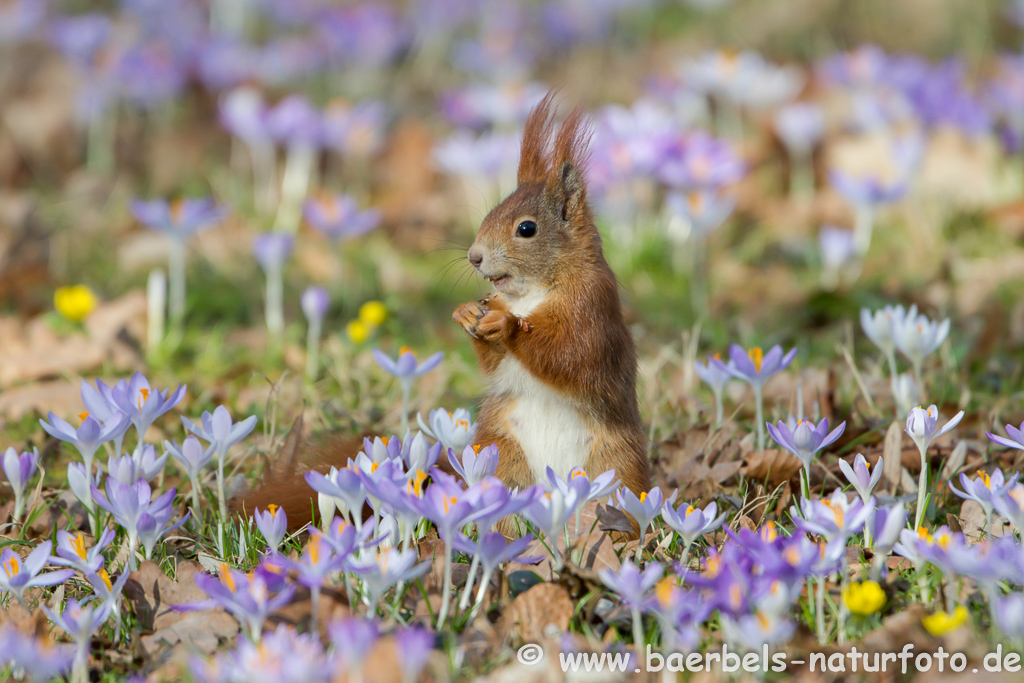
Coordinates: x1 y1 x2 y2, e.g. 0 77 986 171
476 309 519 343
453 302 489 339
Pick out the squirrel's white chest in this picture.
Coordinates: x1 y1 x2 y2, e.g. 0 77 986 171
489 356 592 482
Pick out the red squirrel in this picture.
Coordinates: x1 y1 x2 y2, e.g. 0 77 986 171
452 94 650 498
232 95 650 530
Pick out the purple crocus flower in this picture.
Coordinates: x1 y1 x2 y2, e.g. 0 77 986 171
600 559 664 651
766 417 846 476
839 453 883 504
373 347 444 435
0 0 48 45
303 194 380 240
657 132 745 189
440 82 548 130
40 412 131 476
91 476 177 569
661 501 726 559
220 624 333 683
67 461 102 517
988 421 1024 451
829 168 907 206
2 447 38 522
773 102 825 158
165 435 216 514
395 626 434 683
713 344 797 391
107 447 167 484
328 617 379 677
265 95 323 148
721 611 796 651
995 483 1024 534
792 489 873 542
252 233 295 273
0 541 75 608
42 598 111 681
665 190 735 241
0 625 74 681
949 468 1019 534
522 488 580 567
109 372 186 454
892 310 950 379
432 131 519 181
906 403 964 529
818 226 856 281
254 506 288 552
182 405 258 520
179 563 296 640
306 458 373 530
322 99 387 158
131 198 227 237
995 592 1024 639
453 531 538 611
301 286 330 324
347 547 428 610
138 495 189 560
615 486 675 562
449 444 499 486
694 354 733 427
713 344 798 450
545 466 619 532
417 408 476 454
51 528 116 575
868 501 909 565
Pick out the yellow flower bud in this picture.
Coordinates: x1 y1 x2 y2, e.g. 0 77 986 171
921 605 969 636
842 580 886 616
54 285 97 322
346 319 369 344
358 300 387 327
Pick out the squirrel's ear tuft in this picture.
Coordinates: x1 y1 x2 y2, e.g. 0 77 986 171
547 107 592 222
517 93 557 186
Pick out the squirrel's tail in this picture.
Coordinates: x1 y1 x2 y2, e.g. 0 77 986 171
228 414 365 532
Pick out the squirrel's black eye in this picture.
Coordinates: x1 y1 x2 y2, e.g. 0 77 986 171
516 220 537 238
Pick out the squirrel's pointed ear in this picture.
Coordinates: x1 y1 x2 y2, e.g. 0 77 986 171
546 107 591 223
551 162 587 222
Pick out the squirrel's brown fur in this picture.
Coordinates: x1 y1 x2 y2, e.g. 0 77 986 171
233 94 650 531
452 94 650 498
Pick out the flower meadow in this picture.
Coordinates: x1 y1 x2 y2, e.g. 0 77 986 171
6 1 1024 682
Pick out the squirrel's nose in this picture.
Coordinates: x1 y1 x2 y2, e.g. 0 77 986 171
468 246 484 267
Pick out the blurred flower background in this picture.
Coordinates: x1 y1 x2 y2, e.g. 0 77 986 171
6 0 1024 680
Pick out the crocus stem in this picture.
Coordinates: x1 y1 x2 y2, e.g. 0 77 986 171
459 554 481 611
815 577 826 645
800 467 811 500
853 203 874 259
276 143 316 234
265 264 284 342
436 543 453 627
168 237 187 323
251 140 277 213
838 572 849 645
216 451 228 521
985 509 993 538
635 529 645 563
128 533 139 571
914 446 928 531
754 384 765 451
713 389 724 429
679 543 693 573
310 585 321 633
789 151 814 201
631 606 644 655
12 492 24 525
190 475 202 521
863 506 874 550
305 318 322 382
870 554 885 583
146 268 167 352
72 639 89 683
400 383 411 438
